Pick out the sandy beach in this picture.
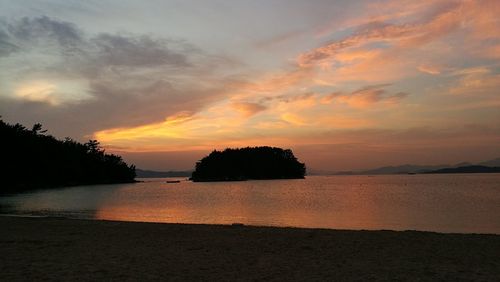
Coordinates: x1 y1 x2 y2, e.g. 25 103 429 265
1 216 499 281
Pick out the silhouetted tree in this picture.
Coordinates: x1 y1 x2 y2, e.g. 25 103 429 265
0 118 136 194
191 146 306 182
85 139 101 154
31 123 47 135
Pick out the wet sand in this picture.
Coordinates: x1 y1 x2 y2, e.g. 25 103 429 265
1 216 499 281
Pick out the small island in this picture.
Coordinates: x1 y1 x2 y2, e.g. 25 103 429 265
191 146 306 182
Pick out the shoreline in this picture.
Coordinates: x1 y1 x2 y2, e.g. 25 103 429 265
1 216 499 281
1 213 499 236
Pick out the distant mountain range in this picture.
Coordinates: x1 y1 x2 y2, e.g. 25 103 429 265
311 157 500 175
423 165 500 174
478 158 500 167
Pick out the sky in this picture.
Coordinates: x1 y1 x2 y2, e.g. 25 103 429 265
0 0 499 171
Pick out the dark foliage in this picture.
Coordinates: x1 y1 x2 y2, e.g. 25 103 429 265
191 146 306 182
0 118 136 193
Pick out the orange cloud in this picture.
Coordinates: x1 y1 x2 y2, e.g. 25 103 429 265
449 67 500 95
270 92 318 111
315 0 443 38
295 0 499 84
298 21 424 68
281 113 307 126
334 48 381 63
417 63 445 75
94 112 196 150
214 0 497 109
321 85 408 109
234 68 314 95
481 44 500 59
464 0 500 41
231 102 267 117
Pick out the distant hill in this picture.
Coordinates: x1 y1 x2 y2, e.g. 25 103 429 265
191 147 306 182
326 157 500 175
478 158 500 167
136 169 192 178
424 165 500 174
359 164 449 175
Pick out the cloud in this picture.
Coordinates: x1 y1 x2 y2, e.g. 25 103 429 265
209 1 493 110
417 63 445 75
234 68 314 94
259 92 318 110
0 16 237 139
314 0 443 38
0 29 19 56
229 1 481 95
231 102 267 117
321 85 408 108
297 20 423 68
294 0 499 83
4 16 83 50
449 67 500 95
281 113 307 126
14 81 59 105
481 44 500 59
90 33 190 68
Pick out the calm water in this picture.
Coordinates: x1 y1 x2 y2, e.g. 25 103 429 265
1 174 499 234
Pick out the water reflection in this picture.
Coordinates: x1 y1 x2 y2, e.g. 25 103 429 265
1 175 499 234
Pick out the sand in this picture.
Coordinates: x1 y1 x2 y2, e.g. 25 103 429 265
0 216 499 281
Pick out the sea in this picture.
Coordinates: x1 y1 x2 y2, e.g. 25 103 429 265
1 174 499 234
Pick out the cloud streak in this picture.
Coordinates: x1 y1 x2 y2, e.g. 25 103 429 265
231 102 267 117
321 85 409 109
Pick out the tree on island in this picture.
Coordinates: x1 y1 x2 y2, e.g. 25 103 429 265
191 146 306 182
1 118 136 193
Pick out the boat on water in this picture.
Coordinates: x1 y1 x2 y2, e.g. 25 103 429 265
166 180 181 183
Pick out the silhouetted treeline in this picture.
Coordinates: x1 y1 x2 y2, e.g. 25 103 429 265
191 146 306 182
1 118 136 193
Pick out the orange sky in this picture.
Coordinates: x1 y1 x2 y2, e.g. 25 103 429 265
1 0 499 171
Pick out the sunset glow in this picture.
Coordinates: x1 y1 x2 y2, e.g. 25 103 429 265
1 0 499 171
